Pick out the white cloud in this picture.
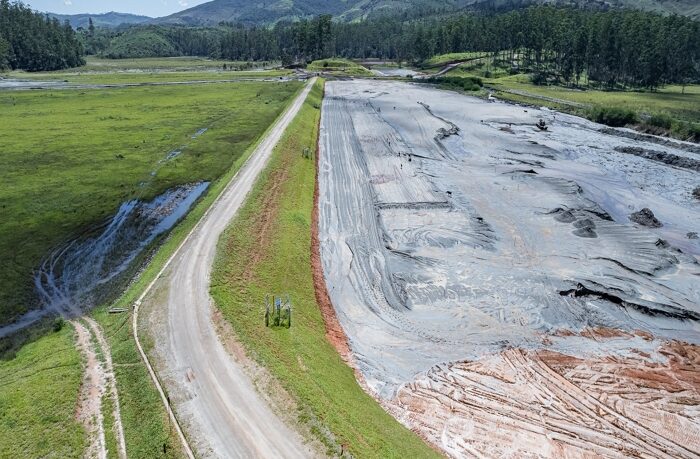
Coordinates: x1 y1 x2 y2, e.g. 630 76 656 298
64 0 72 5
178 0 188 6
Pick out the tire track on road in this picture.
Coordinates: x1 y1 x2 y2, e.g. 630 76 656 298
133 78 316 458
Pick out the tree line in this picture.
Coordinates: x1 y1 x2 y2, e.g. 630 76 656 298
330 7 700 89
0 0 84 71
85 6 698 89
11 0 697 90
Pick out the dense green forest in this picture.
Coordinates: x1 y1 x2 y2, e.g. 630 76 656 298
81 7 699 89
0 0 84 71
4 0 698 89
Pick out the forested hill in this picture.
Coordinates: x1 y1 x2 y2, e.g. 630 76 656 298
0 0 84 71
153 0 699 25
49 12 151 29
152 0 453 26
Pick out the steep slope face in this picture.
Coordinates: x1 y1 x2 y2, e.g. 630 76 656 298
154 0 458 25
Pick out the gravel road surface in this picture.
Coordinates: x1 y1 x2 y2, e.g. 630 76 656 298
145 79 316 458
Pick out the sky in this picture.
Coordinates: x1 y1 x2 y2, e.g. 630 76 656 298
25 0 211 17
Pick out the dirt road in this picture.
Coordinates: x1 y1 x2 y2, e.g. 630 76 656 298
141 79 316 458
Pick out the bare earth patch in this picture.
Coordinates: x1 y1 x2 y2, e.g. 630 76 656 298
386 340 700 458
73 320 108 459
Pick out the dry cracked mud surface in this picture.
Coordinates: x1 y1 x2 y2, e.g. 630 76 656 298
318 80 700 458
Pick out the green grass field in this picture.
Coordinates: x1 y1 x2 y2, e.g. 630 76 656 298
487 74 700 124
0 323 85 458
0 80 301 326
307 58 373 76
5 69 291 84
428 54 700 140
0 77 303 458
210 80 440 458
72 56 271 72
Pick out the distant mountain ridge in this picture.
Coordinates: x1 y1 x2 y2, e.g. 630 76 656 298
153 0 699 25
50 0 699 29
151 0 458 26
48 11 151 29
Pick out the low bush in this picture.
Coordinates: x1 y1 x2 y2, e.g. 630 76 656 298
647 113 673 130
53 317 64 332
425 75 483 91
587 106 638 127
675 121 700 142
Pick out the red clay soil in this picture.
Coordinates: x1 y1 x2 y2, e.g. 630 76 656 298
310 82 353 364
389 343 700 458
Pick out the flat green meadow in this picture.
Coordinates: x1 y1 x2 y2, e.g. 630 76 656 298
0 323 85 458
0 80 301 326
0 76 302 458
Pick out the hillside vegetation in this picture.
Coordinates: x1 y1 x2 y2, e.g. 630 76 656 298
0 0 84 71
49 12 151 29
152 0 700 25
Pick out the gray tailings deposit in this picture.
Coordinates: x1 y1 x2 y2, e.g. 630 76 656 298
318 80 700 457
0 182 208 337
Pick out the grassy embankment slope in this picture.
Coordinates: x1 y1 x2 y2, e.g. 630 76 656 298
307 58 373 76
427 52 700 140
0 78 302 458
77 56 276 72
422 51 487 68
210 80 440 457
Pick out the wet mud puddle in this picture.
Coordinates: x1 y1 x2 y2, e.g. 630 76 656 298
319 80 700 458
0 182 208 337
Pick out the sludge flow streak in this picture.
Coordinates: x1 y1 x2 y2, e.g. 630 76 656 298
318 80 700 458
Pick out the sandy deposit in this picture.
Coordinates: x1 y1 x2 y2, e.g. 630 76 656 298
318 80 700 457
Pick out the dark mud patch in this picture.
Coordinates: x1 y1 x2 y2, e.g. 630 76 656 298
614 146 700 172
548 207 577 223
602 127 700 153
572 218 597 238
630 207 663 228
560 282 700 322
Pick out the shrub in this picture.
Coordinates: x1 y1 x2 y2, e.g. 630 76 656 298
647 113 673 130
530 72 548 85
424 75 483 91
676 121 700 143
53 317 64 332
587 106 638 127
